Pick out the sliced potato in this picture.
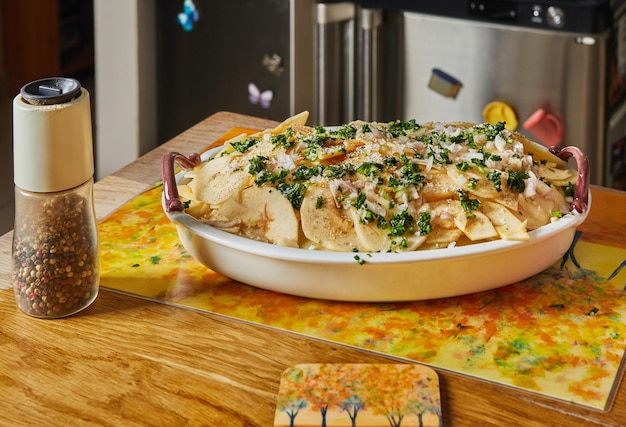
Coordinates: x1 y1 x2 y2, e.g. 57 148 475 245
214 186 299 247
427 200 460 229
176 184 209 218
516 181 569 230
446 166 499 200
177 184 196 201
425 227 463 247
489 190 519 211
429 199 498 241
516 133 568 168
270 110 310 134
190 154 252 205
421 172 457 201
300 184 360 251
454 210 498 241
481 201 529 240
531 163 576 187
347 208 391 252
516 194 552 230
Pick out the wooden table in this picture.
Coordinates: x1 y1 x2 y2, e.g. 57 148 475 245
0 111 625 426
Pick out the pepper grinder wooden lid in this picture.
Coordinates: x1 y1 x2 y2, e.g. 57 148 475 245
13 77 94 193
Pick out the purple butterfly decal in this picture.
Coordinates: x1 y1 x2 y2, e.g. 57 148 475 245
248 83 273 109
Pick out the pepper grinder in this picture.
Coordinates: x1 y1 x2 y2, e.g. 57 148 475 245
12 77 99 318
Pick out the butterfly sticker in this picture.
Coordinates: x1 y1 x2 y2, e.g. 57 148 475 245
177 0 199 32
248 83 273 109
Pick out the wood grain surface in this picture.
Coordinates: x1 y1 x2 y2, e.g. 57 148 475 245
0 111 624 426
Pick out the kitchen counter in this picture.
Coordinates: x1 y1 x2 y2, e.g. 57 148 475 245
0 111 625 426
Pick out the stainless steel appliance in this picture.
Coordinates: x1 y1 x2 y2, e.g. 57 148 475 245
155 0 626 188
417 1 625 190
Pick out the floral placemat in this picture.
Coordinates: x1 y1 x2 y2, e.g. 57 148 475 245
98 181 626 411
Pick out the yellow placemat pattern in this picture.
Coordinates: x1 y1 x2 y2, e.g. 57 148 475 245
98 183 626 410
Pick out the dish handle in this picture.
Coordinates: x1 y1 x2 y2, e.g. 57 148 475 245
162 152 202 212
548 145 589 214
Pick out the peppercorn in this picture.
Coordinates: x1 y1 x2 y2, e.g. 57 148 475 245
12 190 99 318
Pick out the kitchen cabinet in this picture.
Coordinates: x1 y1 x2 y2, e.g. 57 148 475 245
1 0 94 95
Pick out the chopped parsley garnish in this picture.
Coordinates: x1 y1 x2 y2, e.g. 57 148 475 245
308 134 329 147
248 155 268 175
466 133 477 149
386 119 420 137
302 134 330 160
276 182 307 209
304 148 317 161
484 122 506 140
270 133 294 149
456 161 472 171
448 133 466 144
428 147 451 164
353 191 367 209
315 196 324 209
255 168 290 186
403 119 421 133
507 170 529 193
471 157 486 174
418 135 433 145
387 120 405 137
389 155 425 189
388 209 415 237
361 209 378 224
292 164 324 181
457 189 480 211
231 137 259 153
357 162 384 177
361 123 371 133
384 156 399 166
334 124 357 140
417 212 432 235
484 152 502 162
388 177 402 189
486 170 502 192
324 163 356 179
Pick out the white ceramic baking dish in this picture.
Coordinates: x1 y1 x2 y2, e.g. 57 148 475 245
161 144 590 302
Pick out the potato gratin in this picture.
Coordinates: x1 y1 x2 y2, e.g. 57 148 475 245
177 112 577 252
